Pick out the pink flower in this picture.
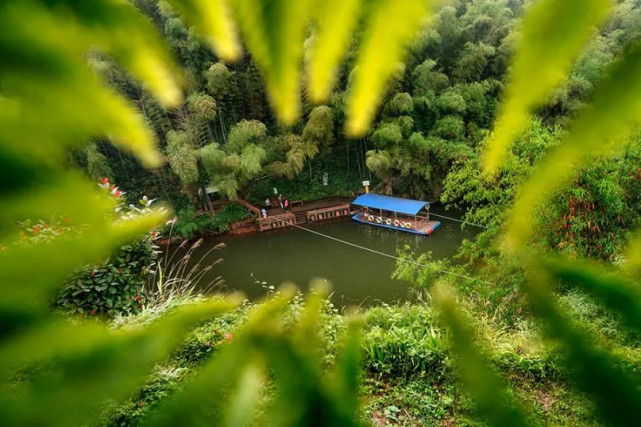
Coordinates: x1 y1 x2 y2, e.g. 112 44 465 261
90 309 96 316
224 333 233 340
205 341 211 347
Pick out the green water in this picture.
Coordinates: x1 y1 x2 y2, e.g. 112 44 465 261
169 206 478 307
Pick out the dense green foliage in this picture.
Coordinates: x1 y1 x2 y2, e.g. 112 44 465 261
89 0 641 212
7 0 641 427
169 203 250 239
56 238 156 316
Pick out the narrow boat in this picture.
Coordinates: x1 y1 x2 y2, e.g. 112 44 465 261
351 193 441 235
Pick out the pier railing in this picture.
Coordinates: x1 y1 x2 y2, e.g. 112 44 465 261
306 204 351 222
258 212 295 231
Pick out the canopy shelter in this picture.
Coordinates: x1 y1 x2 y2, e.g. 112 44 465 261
351 193 430 215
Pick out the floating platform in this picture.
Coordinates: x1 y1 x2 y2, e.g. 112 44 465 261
351 193 441 236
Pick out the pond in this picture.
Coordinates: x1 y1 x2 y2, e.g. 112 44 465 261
163 205 478 308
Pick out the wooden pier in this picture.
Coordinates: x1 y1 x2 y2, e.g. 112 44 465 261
252 197 353 232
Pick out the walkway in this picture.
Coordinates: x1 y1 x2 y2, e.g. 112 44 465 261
253 196 354 232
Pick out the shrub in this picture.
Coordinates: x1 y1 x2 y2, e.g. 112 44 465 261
55 237 157 317
15 180 162 318
169 204 249 239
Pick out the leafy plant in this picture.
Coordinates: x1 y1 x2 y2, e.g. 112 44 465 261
56 238 156 317
168 203 249 239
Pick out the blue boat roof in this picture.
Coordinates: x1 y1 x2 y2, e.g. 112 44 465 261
351 193 430 215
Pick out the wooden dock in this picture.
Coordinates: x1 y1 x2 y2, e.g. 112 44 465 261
253 197 353 232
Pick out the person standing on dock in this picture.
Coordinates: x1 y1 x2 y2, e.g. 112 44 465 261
265 197 271 209
278 194 284 209
261 208 267 218
284 198 290 212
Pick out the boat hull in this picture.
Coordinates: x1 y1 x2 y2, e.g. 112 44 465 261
352 214 441 236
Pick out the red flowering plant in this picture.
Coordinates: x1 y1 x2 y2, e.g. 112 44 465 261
16 217 78 245
11 178 165 318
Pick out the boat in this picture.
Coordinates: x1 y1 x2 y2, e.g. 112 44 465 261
351 193 441 235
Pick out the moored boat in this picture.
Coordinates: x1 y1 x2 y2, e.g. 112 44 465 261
351 193 441 235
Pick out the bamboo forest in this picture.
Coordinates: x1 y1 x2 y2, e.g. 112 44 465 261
4 0 641 426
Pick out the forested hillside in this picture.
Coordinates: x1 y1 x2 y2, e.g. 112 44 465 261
85 0 641 210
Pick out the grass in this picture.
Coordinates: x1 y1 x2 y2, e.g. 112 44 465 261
100 289 627 426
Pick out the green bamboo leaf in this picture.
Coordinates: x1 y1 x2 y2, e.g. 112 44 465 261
0 173 111 227
0 298 236 426
307 0 363 103
221 362 266 427
526 276 641 427
505 41 641 251
232 0 312 125
67 0 183 107
7 0 181 107
483 0 612 176
147 289 295 426
433 283 532 427
0 2 165 166
625 229 641 274
147 340 253 426
330 317 363 423
263 336 359 427
162 0 241 61
292 280 329 359
0 205 166 310
543 256 641 335
345 0 433 136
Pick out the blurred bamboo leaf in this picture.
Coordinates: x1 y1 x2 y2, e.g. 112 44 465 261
329 317 363 421
61 0 183 107
231 0 312 125
527 274 641 427
0 174 113 230
293 280 329 357
147 289 295 426
0 299 236 426
433 283 532 427
307 0 363 103
543 256 641 335
162 0 240 61
221 362 266 427
346 0 433 136
625 229 641 274
148 285 362 427
505 41 641 251
1 1 168 166
483 0 611 176
0 9 184 419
